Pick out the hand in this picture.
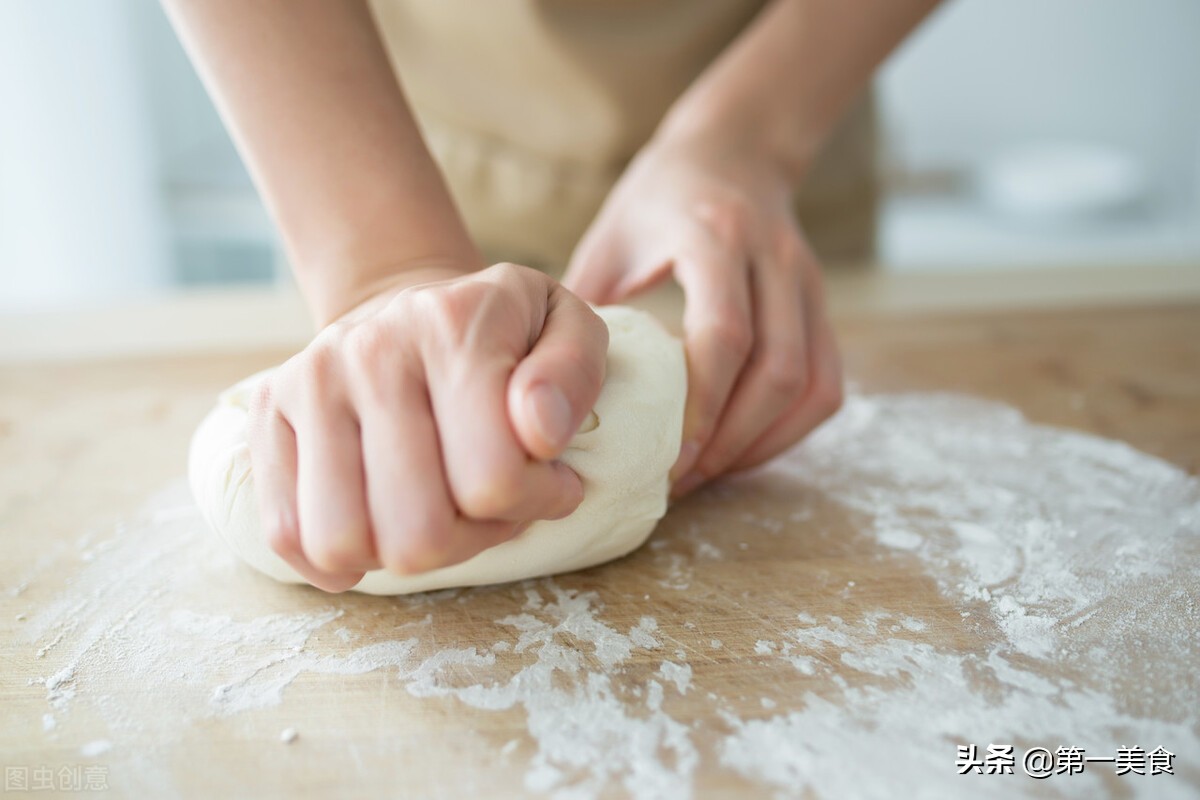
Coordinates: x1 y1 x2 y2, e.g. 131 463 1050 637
247 263 609 592
564 139 843 496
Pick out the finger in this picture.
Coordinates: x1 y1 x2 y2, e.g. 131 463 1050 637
508 286 609 460
563 218 676 304
681 238 810 487
357 373 518 574
291 381 378 576
426 340 586 525
247 383 362 593
563 232 626 305
669 248 755 481
727 277 844 471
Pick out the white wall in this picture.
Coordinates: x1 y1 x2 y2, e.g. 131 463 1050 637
877 0 1200 268
2 0 1198 310
0 0 171 312
881 0 1200 203
126 1 251 193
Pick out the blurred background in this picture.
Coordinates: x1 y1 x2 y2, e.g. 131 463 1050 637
1 0 1198 313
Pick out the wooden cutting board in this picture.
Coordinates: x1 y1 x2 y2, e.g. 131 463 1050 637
1 288 1197 798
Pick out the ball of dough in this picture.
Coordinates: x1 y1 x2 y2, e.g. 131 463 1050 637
188 305 686 595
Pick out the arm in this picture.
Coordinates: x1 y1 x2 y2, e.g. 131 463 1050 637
162 0 480 325
566 0 941 493
165 1 608 591
659 0 941 186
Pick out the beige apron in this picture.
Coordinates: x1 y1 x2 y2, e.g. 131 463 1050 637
368 0 877 270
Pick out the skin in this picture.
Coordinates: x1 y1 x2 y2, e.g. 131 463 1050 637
164 0 940 592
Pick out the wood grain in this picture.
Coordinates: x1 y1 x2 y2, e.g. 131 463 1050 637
1 294 1197 798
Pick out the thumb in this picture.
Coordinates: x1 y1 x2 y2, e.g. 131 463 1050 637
507 288 609 461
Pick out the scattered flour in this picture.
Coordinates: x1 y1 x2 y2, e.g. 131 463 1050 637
876 528 922 550
657 661 692 695
15 393 1199 799
80 740 111 757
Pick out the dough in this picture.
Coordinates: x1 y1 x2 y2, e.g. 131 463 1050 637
188 305 686 595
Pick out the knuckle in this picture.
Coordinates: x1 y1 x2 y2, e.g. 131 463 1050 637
708 309 753 359
687 404 721 451
488 261 526 281
263 509 300 558
299 341 339 391
691 451 720 480
247 379 275 417
412 283 482 339
587 310 611 358
696 434 739 479
341 326 406 406
378 515 454 574
343 323 388 370
245 384 278 445
696 195 753 249
309 554 357 575
377 546 410 576
806 369 844 419
760 347 808 396
768 225 808 267
483 261 543 298
811 374 845 417
456 471 523 520
305 533 371 574
558 340 606 397
407 285 448 321
311 318 350 354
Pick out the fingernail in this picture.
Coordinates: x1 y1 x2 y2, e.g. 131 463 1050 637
672 471 706 498
670 440 701 482
528 384 573 452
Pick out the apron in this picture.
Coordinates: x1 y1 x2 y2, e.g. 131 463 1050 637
367 0 877 270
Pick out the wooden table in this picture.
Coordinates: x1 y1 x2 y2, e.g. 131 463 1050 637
2 270 1198 798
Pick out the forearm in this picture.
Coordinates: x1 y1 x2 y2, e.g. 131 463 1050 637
163 0 480 325
657 0 941 185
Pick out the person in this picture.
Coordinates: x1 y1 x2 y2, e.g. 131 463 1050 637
165 0 940 592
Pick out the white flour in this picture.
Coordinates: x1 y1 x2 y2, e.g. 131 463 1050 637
13 392 1200 798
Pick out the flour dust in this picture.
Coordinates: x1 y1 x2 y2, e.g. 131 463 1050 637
13 393 1200 798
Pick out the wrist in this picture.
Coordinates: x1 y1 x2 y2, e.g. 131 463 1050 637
311 256 482 328
654 96 822 189
639 118 799 209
